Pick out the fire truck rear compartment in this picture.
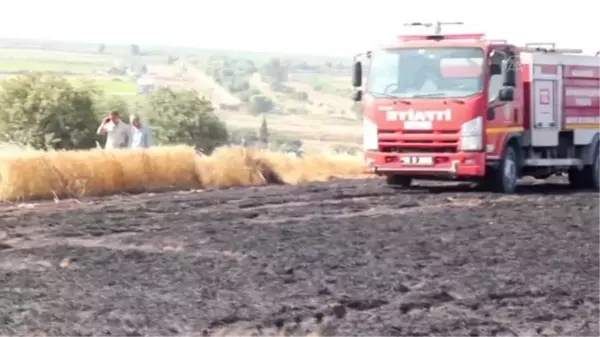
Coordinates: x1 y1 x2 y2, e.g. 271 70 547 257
519 54 599 177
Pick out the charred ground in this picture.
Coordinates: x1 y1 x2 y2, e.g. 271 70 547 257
0 178 598 336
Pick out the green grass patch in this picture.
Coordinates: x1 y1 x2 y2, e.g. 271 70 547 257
289 73 352 97
0 48 165 70
0 60 100 73
0 48 117 63
70 78 138 96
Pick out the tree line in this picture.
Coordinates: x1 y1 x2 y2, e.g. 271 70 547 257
0 72 307 154
0 73 229 153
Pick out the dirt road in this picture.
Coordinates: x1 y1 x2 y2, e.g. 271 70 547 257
0 178 598 336
178 61 241 106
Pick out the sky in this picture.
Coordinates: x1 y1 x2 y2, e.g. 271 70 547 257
1 0 597 57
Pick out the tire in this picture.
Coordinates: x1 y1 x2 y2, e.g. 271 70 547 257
489 145 519 194
569 144 599 190
568 169 586 188
386 174 413 188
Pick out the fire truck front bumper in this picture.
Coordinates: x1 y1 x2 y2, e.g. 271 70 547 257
364 151 486 178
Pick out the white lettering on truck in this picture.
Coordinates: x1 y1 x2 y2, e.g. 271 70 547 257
571 70 595 78
383 108 452 122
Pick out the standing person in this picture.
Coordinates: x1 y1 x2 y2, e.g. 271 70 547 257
129 114 153 148
96 111 130 149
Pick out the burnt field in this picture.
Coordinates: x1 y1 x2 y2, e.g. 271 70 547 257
0 178 598 336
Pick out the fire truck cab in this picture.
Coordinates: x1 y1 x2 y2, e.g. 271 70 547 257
351 22 600 193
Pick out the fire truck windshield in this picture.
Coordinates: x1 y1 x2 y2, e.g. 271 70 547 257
366 47 485 99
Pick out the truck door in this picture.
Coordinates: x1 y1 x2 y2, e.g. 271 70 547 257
485 46 523 155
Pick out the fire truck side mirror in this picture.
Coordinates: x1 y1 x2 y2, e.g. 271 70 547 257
352 90 363 102
498 87 514 102
490 64 502 76
352 61 363 87
502 59 516 87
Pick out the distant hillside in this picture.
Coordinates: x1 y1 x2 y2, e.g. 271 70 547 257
0 38 352 63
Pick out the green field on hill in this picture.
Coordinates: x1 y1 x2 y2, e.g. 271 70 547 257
0 60 100 73
69 78 138 96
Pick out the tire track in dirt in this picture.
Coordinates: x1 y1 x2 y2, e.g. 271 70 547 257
0 178 598 336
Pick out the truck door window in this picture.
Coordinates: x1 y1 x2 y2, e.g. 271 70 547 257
366 50 399 94
488 50 507 102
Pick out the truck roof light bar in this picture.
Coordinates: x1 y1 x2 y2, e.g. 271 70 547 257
525 42 556 49
399 21 484 41
518 47 584 54
402 21 464 35
521 42 584 54
398 33 485 41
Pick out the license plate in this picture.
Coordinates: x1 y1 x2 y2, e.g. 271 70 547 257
400 156 434 165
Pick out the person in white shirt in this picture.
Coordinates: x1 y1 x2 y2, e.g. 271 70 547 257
96 111 130 149
128 114 153 148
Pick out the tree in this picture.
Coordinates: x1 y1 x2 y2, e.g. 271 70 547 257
248 95 274 115
258 114 269 145
95 94 129 118
167 55 179 65
245 60 257 74
143 87 228 153
0 73 100 150
261 58 288 83
97 43 106 54
130 44 140 56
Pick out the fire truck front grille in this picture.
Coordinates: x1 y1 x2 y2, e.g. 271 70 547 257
378 129 459 153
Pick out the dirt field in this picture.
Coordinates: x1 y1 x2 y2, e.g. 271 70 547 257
0 177 598 336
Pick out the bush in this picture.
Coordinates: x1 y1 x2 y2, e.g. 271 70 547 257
228 128 258 145
0 73 100 150
143 87 229 153
290 91 308 101
227 79 250 93
95 94 130 119
270 81 294 94
248 95 275 115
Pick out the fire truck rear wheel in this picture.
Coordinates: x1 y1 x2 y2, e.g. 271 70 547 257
489 145 519 194
568 169 586 189
386 174 413 188
568 144 600 190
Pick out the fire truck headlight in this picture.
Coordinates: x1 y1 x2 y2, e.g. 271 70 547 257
363 117 378 151
460 136 482 151
460 117 483 151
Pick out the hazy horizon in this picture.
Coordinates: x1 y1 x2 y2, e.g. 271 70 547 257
2 0 598 57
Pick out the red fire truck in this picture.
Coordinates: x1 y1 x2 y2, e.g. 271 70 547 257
351 22 600 193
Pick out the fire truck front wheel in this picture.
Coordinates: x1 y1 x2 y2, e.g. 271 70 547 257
488 145 519 194
386 174 413 188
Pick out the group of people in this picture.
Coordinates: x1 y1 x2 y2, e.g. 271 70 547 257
96 111 153 149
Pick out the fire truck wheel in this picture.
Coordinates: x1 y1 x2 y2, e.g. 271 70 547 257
386 174 413 188
568 169 586 189
490 145 519 194
569 145 600 190
593 147 600 190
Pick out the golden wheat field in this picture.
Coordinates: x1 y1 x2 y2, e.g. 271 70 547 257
0 145 370 201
